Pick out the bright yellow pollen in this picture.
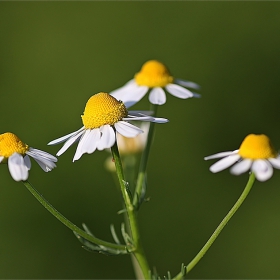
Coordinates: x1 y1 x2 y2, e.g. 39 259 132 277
238 134 277 159
134 60 174 88
81 92 128 129
0 132 29 159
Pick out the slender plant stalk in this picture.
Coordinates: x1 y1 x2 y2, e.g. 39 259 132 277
133 104 158 207
174 173 256 280
111 142 150 279
23 180 128 252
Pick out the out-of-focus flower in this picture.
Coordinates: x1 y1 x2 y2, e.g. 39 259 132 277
110 60 200 107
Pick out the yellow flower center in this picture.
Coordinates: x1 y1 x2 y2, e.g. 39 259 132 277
134 60 174 88
81 92 128 129
238 134 277 159
0 132 29 159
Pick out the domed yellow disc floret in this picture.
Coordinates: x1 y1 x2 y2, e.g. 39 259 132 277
134 60 174 88
81 92 128 129
0 132 29 159
238 134 277 159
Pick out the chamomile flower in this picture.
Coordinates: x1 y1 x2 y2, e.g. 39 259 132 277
48 92 168 162
204 134 280 181
0 132 57 181
110 60 200 106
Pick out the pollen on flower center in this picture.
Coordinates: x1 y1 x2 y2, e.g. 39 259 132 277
81 92 128 129
0 132 29 159
238 134 277 159
134 60 174 88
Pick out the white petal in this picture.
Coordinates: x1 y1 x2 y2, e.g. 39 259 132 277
148 87 166 105
124 113 169 123
209 154 241 173
127 111 153 116
124 116 169 123
56 129 85 156
174 79 201 90
73 129 101 161
110 79 136 98
97 125 116 150
251 160 273 181
27 147 58 162
23 155 31 170
8 153 29 181
114 121 143 138
204 150 239 160
26 150 57 171
230 159 252 175
48 127 85 145
110 80 148 108
165 83 194 99
0 156 4 163
268 157 280 169
32 157 56 172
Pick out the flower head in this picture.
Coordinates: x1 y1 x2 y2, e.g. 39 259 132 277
204 134 280 181
48 92 168 161
0 132 57 181
110 60 200 107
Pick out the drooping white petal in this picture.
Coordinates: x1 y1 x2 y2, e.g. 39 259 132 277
114 121 143 138
97 125 116 150
148 87 166 105
230 159 252 175
251 160 273 181
204 150 239 160
110 80 149 108
32 157 57 172
0 156 4 163
8 153 29 181
56 129 85 156
209 154 241 173
23 155 31 170
174 79 201 90
73 129 101 161
25 148 57 172
165 84 194 99
48 127 85 145
27 147 58 162
268 156 280 169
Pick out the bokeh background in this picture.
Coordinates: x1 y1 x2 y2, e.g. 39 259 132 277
1 2 280 279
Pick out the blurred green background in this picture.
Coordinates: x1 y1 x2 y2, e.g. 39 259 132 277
1 2 280 279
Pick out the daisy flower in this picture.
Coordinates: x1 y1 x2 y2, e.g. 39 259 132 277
48 92 168 162
110 60 200 107
0 132 57 181
204 134 280 181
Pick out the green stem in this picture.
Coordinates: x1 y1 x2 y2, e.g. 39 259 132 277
23 180 128 252
133 104 158 207
111 142 150 279
174 173 255 280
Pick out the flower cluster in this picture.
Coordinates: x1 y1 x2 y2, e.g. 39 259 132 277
3 59 280 184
